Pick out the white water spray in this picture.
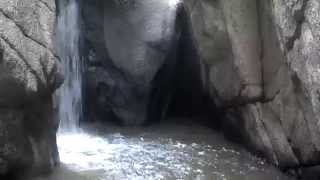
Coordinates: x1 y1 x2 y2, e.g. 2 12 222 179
56 0 82 133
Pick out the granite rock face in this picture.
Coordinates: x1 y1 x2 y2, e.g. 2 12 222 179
183 0 263 107
81 0 203 125
0 0 60 177
184 0 320 169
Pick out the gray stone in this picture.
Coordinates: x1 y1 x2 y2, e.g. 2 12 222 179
184 0 320 170
184 0 263 107
0 0 60 177
82 0 182 125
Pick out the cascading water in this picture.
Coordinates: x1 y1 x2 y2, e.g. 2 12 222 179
56 0 82 133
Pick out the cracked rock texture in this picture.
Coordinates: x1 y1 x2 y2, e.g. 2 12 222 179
184 0 320 169
0 0 61 178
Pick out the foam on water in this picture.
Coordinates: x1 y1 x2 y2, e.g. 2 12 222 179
55 122 292 180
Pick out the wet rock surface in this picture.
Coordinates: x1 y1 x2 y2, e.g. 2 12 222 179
0 0 60 177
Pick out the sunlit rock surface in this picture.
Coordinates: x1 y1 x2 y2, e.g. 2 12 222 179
38 120 291 180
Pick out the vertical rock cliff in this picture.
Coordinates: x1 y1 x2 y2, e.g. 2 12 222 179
0 0 61 177
184 0 320 171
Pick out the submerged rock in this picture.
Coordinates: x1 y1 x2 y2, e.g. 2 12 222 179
0 0 61 177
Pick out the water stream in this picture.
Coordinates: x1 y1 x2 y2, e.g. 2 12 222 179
55 0 82 133
38 120 291 180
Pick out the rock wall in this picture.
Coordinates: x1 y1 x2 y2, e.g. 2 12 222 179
184 0 320 170
3 0 319 177
0 0 61 177
81 1 201 125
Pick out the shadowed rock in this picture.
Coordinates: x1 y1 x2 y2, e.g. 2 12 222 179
0 0 61 178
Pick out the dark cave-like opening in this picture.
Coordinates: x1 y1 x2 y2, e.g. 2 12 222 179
79 1 221 127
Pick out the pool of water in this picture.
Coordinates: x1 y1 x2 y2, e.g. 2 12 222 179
37 119 293 180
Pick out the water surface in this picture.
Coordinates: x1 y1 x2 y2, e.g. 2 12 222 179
38 119 292 180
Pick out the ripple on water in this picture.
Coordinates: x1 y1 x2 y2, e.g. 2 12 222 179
56 124 292 180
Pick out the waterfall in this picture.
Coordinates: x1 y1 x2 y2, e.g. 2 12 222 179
56 0 82 133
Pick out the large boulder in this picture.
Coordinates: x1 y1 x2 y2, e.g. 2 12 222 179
82 0 188 125
183 0 263 107
184 0 320 170
0 0 60 177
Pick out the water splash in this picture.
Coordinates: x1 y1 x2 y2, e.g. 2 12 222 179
55 122 291 180
56 0 82 133
168 0 181 8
